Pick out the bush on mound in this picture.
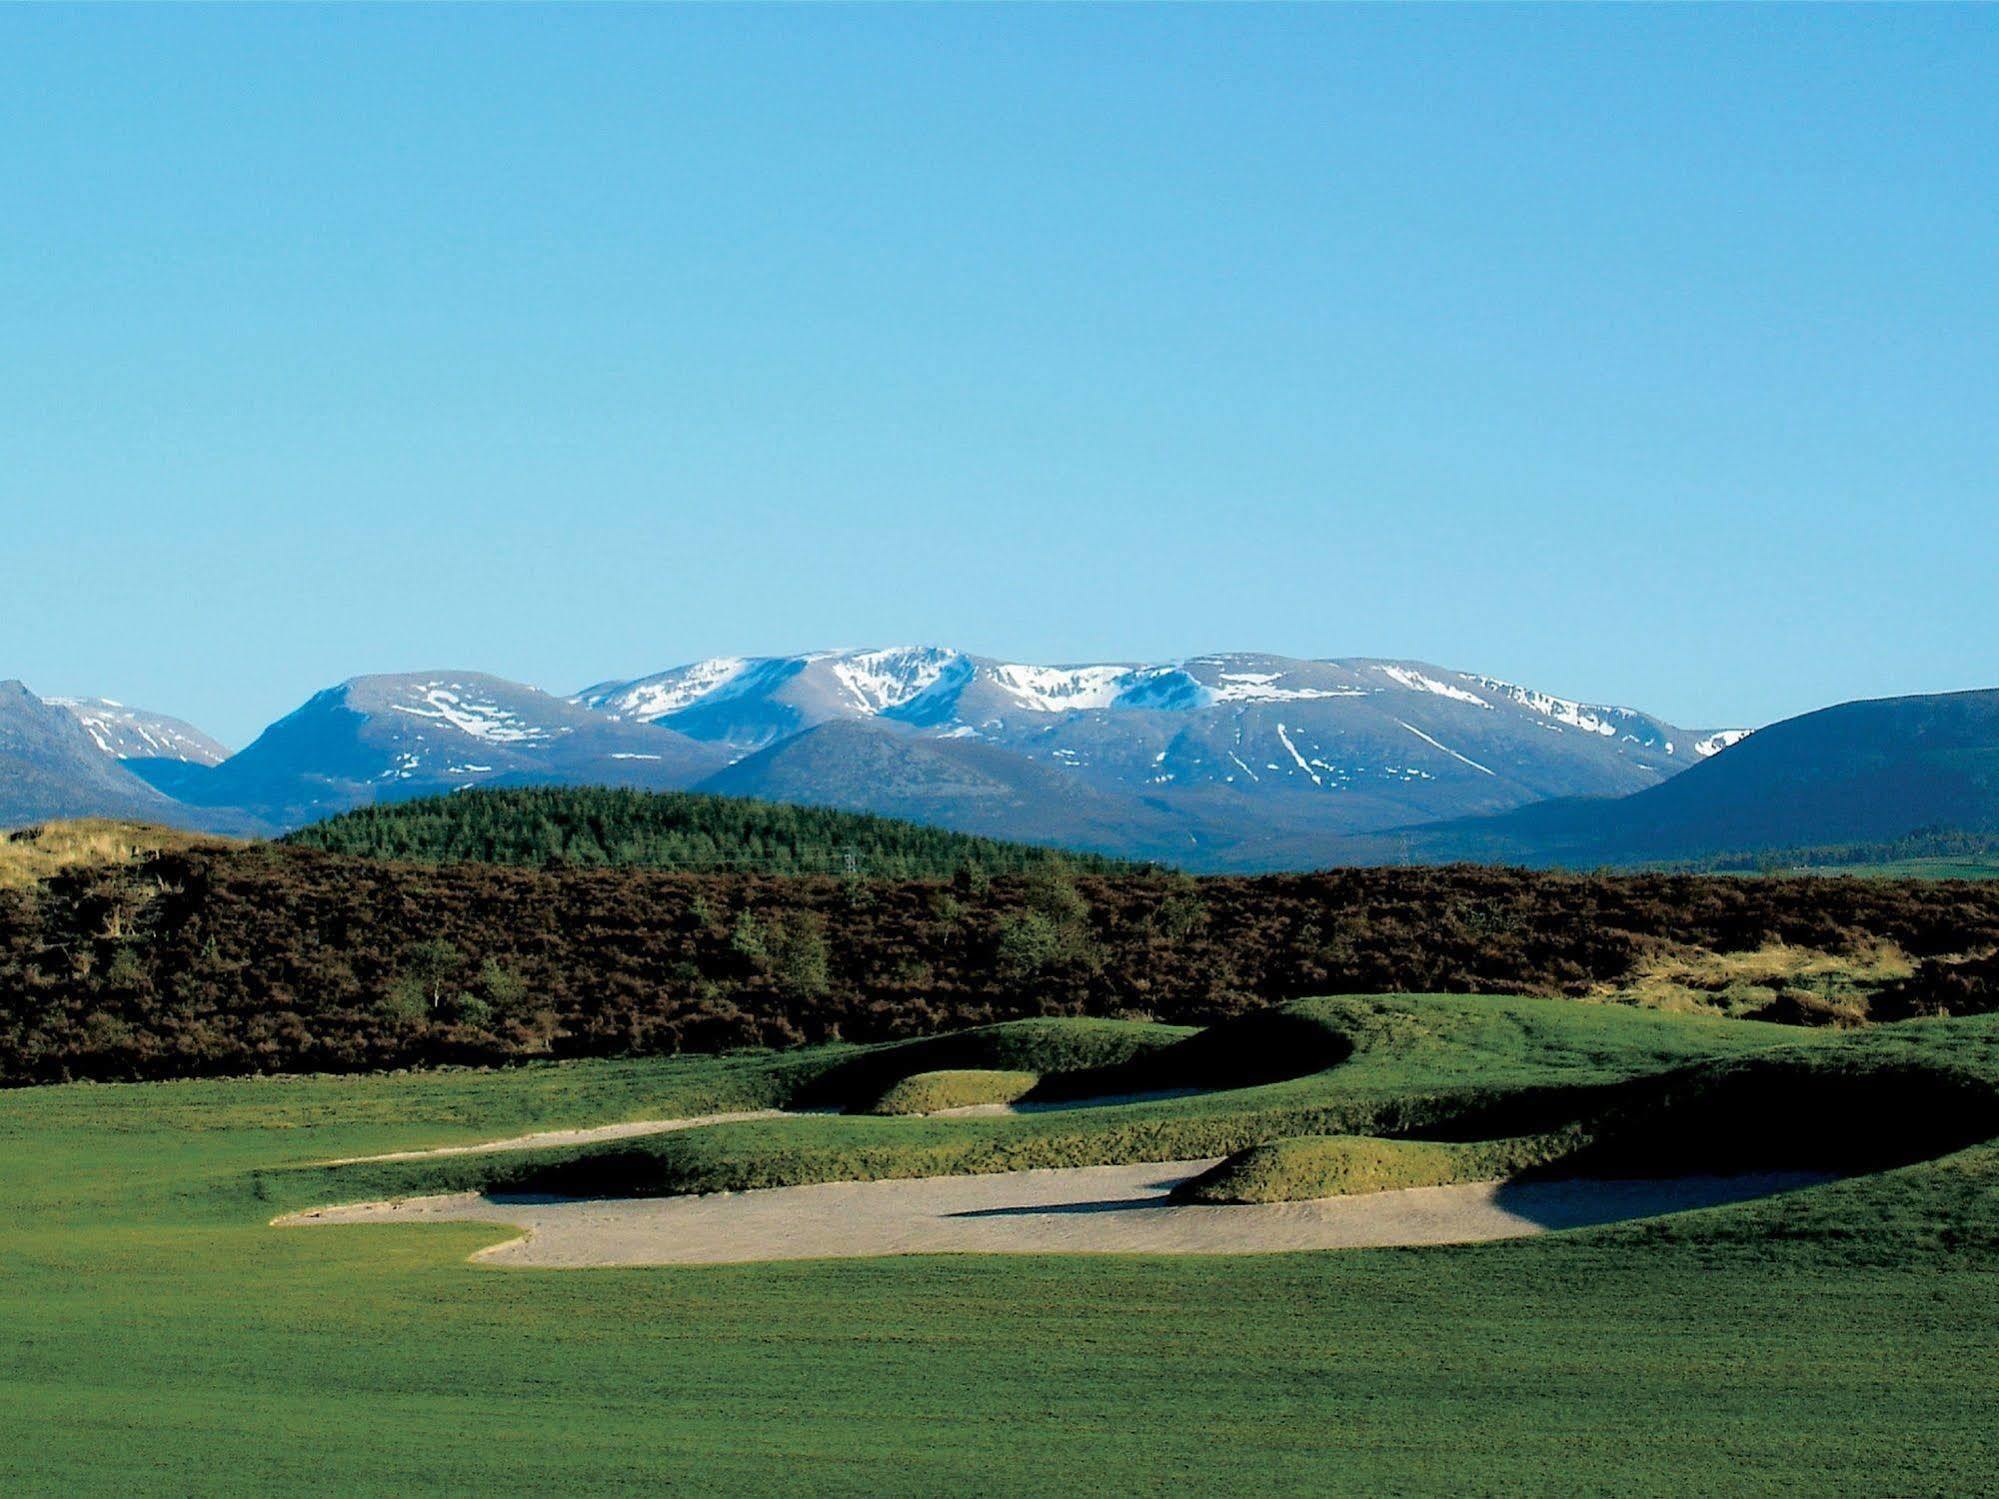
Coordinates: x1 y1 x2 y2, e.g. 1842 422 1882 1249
867 1069 1041 1116
794 1018 1188 1111
1173 1132 1571 1204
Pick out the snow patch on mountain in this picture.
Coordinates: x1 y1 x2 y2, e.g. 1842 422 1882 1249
1695 729 1752 758
1469 676 1621 737
49 697 230 766
581 658 752 722
1371 665 1492 708
987 663 1133 713
1210 670 1360 704
831 647 965 714
388 682 561 744
1396 719 1496 776
1275 722 1321 786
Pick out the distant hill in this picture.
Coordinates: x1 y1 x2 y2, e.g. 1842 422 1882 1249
282 784 1129 877
17 661 1997 878
47 697 231 766
160 672 727 827
695 718 1212 862
1383 688 1999 868
0 681 253 834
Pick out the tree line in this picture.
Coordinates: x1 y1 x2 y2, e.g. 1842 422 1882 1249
281 786 1131 879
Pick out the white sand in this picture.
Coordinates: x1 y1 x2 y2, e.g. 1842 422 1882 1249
314 1109 797 1166
278 1161 1832 1267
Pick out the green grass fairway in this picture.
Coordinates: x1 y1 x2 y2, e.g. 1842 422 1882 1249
1790 855 1999 880
6 995 1999 1494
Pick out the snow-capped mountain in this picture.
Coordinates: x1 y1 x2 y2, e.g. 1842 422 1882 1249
4 653 1755 866
576 648 980 752
579 649 1748 855
0 682 251 833
50 697 231 766
584 648 1735 751
153 672 726 827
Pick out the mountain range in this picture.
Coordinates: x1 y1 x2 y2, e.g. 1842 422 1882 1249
3 647 1983 871
578 649 1748 863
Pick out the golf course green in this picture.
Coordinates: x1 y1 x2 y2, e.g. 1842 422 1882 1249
6 994 1999 1493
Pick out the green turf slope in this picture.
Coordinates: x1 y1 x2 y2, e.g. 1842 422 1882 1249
1174 1132 1575 1203
287 995 1799 1203
5 995 1999 1494
866 1069 1042 1114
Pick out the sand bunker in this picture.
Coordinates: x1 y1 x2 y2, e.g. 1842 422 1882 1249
280 1160 1832 1266
315 1109 798 1166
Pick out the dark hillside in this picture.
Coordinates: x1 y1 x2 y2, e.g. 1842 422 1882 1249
6 842 1999 1084
1393 688 1999 867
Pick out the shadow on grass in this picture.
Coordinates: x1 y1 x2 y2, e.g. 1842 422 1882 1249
1485 1171 1840 1231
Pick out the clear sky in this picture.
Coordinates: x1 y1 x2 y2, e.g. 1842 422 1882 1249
4 5 1993 747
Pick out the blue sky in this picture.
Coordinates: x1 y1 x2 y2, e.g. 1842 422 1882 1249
3 6 1993 747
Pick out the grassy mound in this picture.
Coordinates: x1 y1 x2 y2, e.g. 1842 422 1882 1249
867 1069 1041 1115
791 1017 1191 1111
1035 1003 1360 1101
1179 1045 1999 1206
1175 1132 1571 1204
285 994 1806 1206
1565 1052 1999 1178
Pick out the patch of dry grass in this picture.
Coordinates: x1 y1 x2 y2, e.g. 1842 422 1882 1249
0 819 234 891
1598 940 1914 1024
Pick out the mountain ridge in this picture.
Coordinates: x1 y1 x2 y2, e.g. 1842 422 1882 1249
137 671 727 828
0 649 1843 869
580 648 1746 863
48 697 231 766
